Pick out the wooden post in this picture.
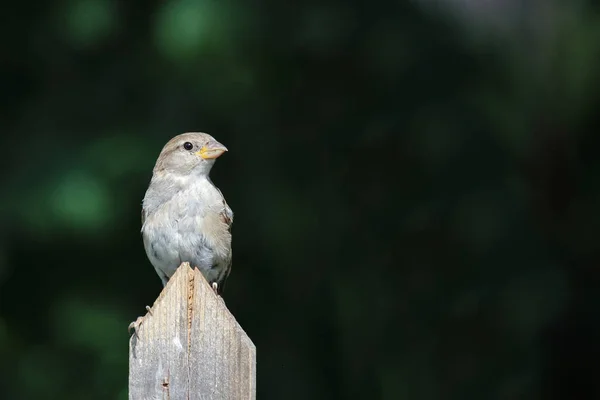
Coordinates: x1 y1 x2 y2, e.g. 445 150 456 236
128 262 256 400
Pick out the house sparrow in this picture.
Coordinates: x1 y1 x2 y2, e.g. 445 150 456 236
141 132 233 293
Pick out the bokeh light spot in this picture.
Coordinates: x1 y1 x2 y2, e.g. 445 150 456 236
50 170 112 230
154 0 223 61
64 0 117 48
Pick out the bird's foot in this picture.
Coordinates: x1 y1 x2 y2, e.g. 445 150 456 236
211 282 219 295
128 316 144 337
128 306 152 337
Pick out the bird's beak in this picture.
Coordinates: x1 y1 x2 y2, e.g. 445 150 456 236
197 140 228 159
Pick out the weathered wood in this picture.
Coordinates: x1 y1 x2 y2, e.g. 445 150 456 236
129 262 256 400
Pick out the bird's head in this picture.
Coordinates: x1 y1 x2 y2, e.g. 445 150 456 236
154 132 228 177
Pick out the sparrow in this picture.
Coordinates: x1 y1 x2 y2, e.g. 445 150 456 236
141 132 233 294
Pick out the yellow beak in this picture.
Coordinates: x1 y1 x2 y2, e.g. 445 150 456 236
197 140 228 159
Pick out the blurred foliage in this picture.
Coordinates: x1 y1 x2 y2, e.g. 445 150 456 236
1 0 600 399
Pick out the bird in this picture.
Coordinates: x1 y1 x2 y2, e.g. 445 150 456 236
142 132 233 291
129 132 233 335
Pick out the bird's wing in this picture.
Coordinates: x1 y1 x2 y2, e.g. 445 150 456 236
217 195 233 293
220 199 233 232
141 206 147 232
212 183 233 232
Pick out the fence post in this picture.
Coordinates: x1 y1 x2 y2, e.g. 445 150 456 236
128 262 256 399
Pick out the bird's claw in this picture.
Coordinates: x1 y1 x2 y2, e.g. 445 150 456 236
128 316 144 338
211 282 219 295
128 305 153 337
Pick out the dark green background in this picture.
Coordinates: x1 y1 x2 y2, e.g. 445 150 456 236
1 0 600 399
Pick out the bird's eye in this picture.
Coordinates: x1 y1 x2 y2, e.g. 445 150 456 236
183 142 193 151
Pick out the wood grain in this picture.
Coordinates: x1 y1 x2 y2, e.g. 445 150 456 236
129 262 256 400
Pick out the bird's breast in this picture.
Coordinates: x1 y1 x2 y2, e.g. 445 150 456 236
143 183 232 260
